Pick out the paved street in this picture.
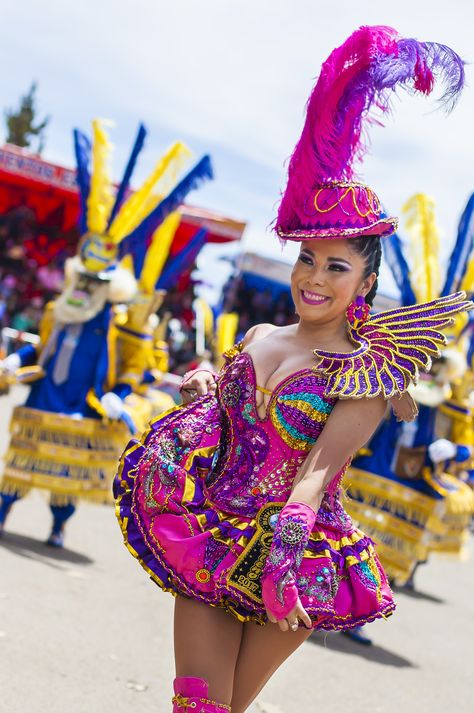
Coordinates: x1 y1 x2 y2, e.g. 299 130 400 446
0 387 472 713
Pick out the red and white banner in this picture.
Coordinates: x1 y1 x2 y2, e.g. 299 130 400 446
0 144 77 192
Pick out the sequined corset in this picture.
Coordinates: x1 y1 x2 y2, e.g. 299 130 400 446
205 351 340 519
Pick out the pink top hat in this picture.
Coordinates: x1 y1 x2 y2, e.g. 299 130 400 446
277 181 398 241
274 25 464 242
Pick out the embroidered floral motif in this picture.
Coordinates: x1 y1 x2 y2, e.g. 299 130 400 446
316 494 353 531
221 381 242 407
297 564 339 603
229 495 250 510
204 537 229 573
262 513 310 604
139 404 218 507
242 402 257 425
354 559 382 602
280 517 307 546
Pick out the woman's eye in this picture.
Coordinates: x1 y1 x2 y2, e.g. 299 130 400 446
328 264 348 272
298 255 313 265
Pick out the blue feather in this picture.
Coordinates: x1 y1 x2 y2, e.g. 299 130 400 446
118 155 213 263
128 239 148 280
156 229 208 291
381 224 417 306
442 193 474 296
107 123 147 229
73 129 91 235
467 319 474 366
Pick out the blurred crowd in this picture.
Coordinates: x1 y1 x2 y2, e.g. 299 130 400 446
157 274 200 374
222 276 296 339
0 207 74 334
0 207 298 371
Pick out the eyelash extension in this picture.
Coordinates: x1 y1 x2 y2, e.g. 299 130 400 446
328 264 349 272
298 255 349 272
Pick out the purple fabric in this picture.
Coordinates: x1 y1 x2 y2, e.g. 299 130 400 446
114 350 396 630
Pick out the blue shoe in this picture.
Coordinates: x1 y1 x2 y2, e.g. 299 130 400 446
45 531 64 548
0 492 20 535
46 502 76 548
342 626 373 646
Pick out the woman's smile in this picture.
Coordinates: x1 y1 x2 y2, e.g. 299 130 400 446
300 289 330 306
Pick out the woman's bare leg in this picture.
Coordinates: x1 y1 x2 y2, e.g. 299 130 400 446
174 595 244 704
231 621 312 713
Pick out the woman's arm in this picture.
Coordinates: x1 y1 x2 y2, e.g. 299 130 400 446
289 394 387 510
261 394 387 630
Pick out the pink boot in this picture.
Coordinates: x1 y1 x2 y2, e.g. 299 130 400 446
172 676 231 712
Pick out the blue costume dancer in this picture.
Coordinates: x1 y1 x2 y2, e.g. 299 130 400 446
346 194 474 586
0 119 213 545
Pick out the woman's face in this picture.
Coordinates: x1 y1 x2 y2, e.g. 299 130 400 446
290 238 376 325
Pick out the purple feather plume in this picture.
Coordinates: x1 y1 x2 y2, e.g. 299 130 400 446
276 25 465 235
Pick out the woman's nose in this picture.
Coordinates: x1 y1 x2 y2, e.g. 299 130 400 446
307 266 325 285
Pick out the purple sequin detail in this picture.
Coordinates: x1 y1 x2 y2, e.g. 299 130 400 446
204 352 336 515
314 293 472 399
262 513 310 604
297 564 339 603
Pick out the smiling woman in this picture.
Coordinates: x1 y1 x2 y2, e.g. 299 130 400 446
113 26 471 713
292 238 377 326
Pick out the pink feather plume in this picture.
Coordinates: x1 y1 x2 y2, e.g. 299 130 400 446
276 25 465 235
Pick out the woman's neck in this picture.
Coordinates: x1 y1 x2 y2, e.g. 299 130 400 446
294 316 349 350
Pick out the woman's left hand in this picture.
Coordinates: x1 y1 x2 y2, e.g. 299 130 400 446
265 597 312 632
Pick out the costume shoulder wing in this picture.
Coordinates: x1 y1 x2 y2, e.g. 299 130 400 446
313 292 473 400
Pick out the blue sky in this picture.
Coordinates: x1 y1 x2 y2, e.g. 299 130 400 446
2 0 474 298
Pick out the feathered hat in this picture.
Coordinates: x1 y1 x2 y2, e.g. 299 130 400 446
73 119 213 278
275 25 464 242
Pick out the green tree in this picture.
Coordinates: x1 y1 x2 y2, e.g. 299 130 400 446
5 82 50 153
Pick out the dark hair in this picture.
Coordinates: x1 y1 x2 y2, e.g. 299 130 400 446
347 235 382 307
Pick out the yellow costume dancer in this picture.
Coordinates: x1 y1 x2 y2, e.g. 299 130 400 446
345 194 474 585
0 120 213 545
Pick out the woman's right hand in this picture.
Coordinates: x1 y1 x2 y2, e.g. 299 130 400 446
180 369 218 404
265 597 312 632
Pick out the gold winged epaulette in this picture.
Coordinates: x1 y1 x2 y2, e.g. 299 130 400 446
313 292 473 400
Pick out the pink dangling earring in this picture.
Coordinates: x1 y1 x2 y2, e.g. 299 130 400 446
346 295 370 328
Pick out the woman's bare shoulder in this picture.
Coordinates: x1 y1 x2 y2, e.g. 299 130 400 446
241 323 280 348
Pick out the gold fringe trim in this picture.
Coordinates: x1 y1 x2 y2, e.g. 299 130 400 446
426 529 469 555
49 493 78 507
346 499 429 559
372 543 418 586
422 469 474 515
6 440 121 468
345 468 437 524
10 406 129 440
0 479 31 498
9 423 124 452
1 471 113 503
3 454 115 481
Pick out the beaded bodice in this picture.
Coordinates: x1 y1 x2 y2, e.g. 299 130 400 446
205 350 343 521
